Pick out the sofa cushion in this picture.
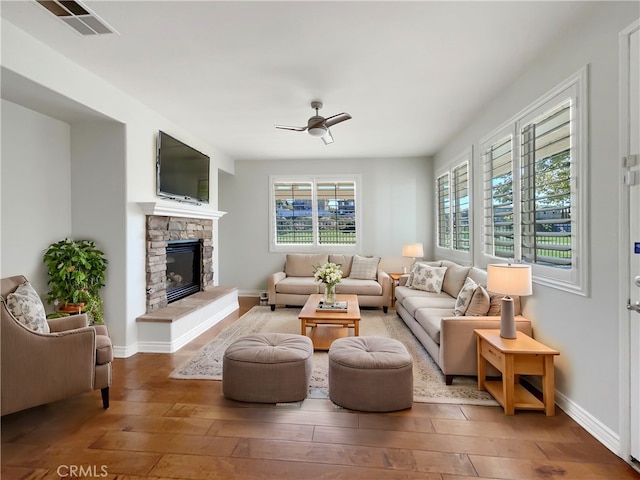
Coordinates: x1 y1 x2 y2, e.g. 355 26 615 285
402 294 456 318
329 255 353 278
336 278 382 296
5 281 50 334
414 307 456 345
454 277 477 316
350 255 380 280
487 291 522 316
285 254 328 277
467 267 488 287
410 264 447 293
440 262 471 297
275 276 320 295
465 285 491 316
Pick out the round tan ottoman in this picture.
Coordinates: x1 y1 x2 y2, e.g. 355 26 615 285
222 333 313 403
328 336 413 412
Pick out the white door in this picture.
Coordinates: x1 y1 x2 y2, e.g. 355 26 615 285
622 19 640 465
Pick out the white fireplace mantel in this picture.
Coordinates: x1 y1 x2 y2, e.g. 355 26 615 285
138 201 226 220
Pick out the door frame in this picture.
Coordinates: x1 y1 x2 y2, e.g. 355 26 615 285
618 18 640 469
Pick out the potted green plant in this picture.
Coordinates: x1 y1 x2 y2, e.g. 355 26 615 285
43 238 108 324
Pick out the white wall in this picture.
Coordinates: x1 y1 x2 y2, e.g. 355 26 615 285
0 100 72 294
218 156 433 294
433 2 639 452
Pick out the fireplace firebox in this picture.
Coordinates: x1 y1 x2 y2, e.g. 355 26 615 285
165 239 201 303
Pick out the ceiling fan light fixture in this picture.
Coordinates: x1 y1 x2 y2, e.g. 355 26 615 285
308 125 327 137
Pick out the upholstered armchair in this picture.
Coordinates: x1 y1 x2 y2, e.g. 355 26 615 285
1 275 112 416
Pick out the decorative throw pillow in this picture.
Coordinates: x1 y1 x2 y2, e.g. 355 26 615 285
454 277 477 316
410 264 447 293
6 281 50 334
406 261 441 288
465 285 491 316
487 292 521 316
349 255 380 280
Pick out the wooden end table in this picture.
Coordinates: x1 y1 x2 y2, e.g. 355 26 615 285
474 329 560 416
299 294 360 350
388 273 404 307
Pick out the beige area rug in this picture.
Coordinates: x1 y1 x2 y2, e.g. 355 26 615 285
170 306 498 406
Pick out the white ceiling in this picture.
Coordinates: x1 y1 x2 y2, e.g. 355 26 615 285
1 1 597 161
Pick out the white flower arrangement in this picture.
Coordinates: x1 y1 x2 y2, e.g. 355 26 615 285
313 262 343 287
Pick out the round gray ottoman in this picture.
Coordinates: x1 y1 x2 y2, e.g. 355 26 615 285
328 336 413 412
222 333 313 403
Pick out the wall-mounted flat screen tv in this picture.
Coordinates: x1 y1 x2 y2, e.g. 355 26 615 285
157 131 210 204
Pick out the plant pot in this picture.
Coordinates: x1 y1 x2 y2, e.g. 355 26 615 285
59 302 85 314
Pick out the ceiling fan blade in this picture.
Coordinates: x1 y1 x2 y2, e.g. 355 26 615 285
321 129 334 145
274 125 307 132
324 113 352 128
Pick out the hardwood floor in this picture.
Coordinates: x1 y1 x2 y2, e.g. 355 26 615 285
2 297 638 479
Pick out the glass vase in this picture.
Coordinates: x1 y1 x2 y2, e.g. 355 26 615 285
324 283 337 306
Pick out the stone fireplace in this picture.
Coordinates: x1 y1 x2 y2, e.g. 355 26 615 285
145 215 214 312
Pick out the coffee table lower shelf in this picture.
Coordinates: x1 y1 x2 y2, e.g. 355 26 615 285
306 325 350 351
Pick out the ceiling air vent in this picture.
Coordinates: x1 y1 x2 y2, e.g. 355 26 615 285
37 0 116 36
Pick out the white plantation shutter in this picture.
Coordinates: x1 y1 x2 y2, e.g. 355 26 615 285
316 181 356 246
273 181 313 245
480 69 586 294
452 163 470 251
520 102 572 268
483 136 514 259
437 173 450 248
270 176 360 251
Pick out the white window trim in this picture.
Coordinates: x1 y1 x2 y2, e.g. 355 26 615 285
269 174 362 253
480 67 589 296
436 147 473 264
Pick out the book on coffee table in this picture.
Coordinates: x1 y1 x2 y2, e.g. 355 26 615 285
316 301 348 311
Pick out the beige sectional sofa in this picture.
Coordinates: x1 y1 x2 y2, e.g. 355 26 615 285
395 260 532 385
268 253 393 312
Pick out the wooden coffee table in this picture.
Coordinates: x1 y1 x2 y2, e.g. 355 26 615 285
299 294 360 350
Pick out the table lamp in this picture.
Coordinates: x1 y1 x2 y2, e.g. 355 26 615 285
402 243 424 273
487 263 532 339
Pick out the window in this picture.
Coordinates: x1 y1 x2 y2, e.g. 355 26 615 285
436 149 472 257
270 175 360 251
481 69 587 294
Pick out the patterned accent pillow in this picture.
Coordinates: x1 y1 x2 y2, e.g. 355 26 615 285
406 261 441 288
6 281 50 334
454 277 477 315
349 255 380 280
466 285 491 316
410 264 447 293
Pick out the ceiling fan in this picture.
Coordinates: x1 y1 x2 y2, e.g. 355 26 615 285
275 101 352 145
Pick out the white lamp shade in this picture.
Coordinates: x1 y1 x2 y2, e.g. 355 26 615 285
487 264 532 296
402 243 424 258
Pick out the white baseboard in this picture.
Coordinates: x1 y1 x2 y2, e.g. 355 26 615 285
526 377 621 457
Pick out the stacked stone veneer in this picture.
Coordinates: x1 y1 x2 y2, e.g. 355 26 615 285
145 215 214 312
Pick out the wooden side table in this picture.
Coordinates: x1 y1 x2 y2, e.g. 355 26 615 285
474 329 560 416
388 273 404 307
